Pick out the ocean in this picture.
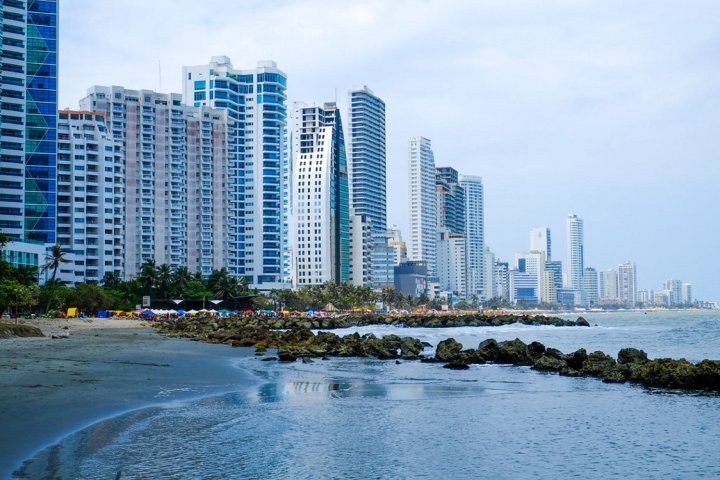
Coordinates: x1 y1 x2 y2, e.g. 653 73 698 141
15 311 720 479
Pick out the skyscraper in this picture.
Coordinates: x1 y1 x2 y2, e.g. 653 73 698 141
81 86 229 279
459 175 484 301
183 57 288 289
436 167 465 234
347 86 387 287
291 101 349 286
618 261 637 307
529 227 551 261
566 214 584 292
0 0 58 243
408 137 436 276
583 267 599 305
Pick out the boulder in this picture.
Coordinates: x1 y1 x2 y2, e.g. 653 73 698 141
476 338 499 361
532 355 567 372
495 338 532 365
443 357 470 370
639 358 699 389
617 347 648 365
575 316 590 327
527 341 546 359
400 337 424 359
580 351 617 377
566 348 588 370
435 338 464 362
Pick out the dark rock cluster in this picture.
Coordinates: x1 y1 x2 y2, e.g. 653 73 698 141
155 316 719 392
0 323 44 339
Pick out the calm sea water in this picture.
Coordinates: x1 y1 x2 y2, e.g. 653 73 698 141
17 311 720 479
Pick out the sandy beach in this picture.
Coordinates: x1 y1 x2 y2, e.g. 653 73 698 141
0 318 259 478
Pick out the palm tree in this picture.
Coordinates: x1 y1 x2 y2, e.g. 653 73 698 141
42 244 68 285
155 264 174 298
172 266 191 298
138 259 157 295
101 271 122 290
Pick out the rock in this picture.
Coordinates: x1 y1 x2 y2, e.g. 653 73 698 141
261 356 278 362
639 358 699 389
566 348 588 370
476 338 499 361
602 370 628 383
528 341 546 359
580 351 617 377
400 337 424 359
533 355 567 372
435 338 463 362
575 316 590 327
0 323 44 338
495 338 532 365
443 357 470 370
617 348 648 365
277 347 298 362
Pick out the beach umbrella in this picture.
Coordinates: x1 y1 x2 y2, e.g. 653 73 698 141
168 309 178 314
141 309 154 315
187 309 198 315
177 309 186 315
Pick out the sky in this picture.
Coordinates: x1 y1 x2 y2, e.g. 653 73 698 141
59 0 720 301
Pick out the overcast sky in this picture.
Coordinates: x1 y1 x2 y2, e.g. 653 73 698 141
59 0 720 301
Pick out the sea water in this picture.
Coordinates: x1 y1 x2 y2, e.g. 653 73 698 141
16 311 720 479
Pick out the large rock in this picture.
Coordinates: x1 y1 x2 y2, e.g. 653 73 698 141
533 355 567 372
400 337 424 359
435 338 463 362
527 341 546 359
639 358 700 389
580 351 617 377
495 338 532 365
617 347 648 365
476 338 499 361
566 348 588 370
0 323 44 338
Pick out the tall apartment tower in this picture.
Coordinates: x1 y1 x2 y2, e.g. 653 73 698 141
566 214 584 291
600 269 619 302
0 0 58 243
56 110 124 284
291 101 349 286
529 227 551 261
347 86 387 287
436 167 465 234
583 267 599 305
183 57 288 289
617 261 637 307
459 175 485 301
408 137 437 276
80 86 229 279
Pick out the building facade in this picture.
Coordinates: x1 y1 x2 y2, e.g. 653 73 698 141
0 0 58 243
81 86 229 279
436 229 466 298
183 57 288 289
459 175 484 301
291 101 349 286
617 261 637 307
529 227 551 261
56 110 124 284
582 267 599 306
407 136 436 276
566 214 584 293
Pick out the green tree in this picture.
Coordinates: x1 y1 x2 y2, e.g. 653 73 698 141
155 264 174 298
171 266 192 298
67 283 114 314
101 271 122 290
41 245 69 313
0 280 39 317
138 259 157 295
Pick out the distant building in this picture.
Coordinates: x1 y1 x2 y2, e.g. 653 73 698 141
566 214 584 295
545 260 563 292
494 260 510 301
510 269 539 304
600 269 619 302
682 283 692 305
437 229 466 298
583 267 599 306
617 261 637 307
394 261 427 297
664 279 683 306
408 137 436 276
291 101 350 286
56 110 124 284
483 246 496 302
459 175 484 301
436 167 465 234
529 227 551 261
387 226 407 266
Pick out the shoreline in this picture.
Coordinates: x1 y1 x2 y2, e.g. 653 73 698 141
0 324 261 479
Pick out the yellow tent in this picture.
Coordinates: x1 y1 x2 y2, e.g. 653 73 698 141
66 307 78 318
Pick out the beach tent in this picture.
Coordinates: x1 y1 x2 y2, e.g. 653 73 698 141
66 307 78 318
187 309 199 315
141 309 154 315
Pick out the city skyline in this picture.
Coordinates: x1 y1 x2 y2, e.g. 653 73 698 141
54 1 720 300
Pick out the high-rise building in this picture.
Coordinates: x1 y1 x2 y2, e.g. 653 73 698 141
545 260 563 292
529 227 551 261
515 250 545 303
583 267 599 306
437 229 466 298
81 86 229 279
459 175 484 301
291 101 349 286
566 214 584 293
599 269 619 302
617 261 637 307
682 283 692 305
0 0 58 243
483 246 496 302
347 86 387 287
387 225 407 266
436 167 465 234
183 57 288 289
408 136 436 276
55 110 124 284
493 260 510 301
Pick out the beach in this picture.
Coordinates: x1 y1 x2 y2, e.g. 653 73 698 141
0 318 259 479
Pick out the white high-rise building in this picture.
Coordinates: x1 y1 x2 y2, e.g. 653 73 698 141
347 86 387 287
618 261 637 307
483 246 496 302
291 101 350 286
583 267 599 306
459 175 484 301
387 226 407 266
566 214 584 293
408 137 437 276
437 229 466 298
80 86 229 279
600 269 619 302
183 57 288 289
529 227 551 261
56 110 124 284
682 283 693 305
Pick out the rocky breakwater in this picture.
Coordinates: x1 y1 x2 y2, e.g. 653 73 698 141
431 337 720 391
157 316 426 362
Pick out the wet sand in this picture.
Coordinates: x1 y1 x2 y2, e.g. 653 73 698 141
0 321 259 478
